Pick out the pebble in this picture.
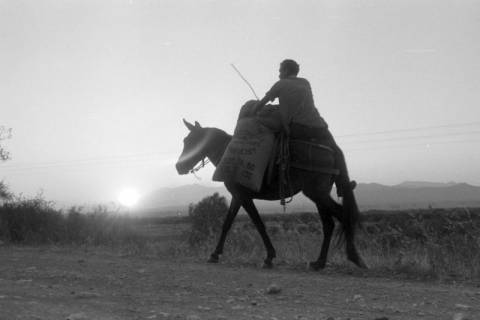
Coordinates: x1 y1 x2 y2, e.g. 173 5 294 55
16 279 33 283
74 292 101 299
65 313 88 320
158 312 171 317
232 305 245 310
453 313 470 320
197 306 211 311
266 284 282 295
455 304 472 310
353 294 363 301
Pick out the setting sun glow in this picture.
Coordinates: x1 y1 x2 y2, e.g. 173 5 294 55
118 188 141 208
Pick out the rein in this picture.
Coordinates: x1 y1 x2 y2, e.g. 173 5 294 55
189 158 211 178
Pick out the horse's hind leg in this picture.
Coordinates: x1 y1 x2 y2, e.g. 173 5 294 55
208 197 241 263
306 198 340 270
241 198 276 268
326 197 367 269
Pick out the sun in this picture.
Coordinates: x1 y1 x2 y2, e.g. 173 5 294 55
117 188 141 208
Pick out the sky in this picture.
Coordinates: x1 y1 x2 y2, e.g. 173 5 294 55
1 0 480 207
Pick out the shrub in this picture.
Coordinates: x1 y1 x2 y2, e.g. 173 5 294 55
188 193 228 245
0 195 63 243
0 195 142 246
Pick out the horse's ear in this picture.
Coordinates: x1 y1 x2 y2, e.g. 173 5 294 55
183 119 195 131
194 121 202 128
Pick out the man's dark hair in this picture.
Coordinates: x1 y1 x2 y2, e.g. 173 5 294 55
280 59 300 76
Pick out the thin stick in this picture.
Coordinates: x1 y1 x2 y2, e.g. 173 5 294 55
230 63 259 100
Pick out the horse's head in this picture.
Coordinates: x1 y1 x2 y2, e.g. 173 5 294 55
176 119 210 175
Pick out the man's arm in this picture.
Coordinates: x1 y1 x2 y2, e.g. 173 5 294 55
252 95 271 114
253 80 281 114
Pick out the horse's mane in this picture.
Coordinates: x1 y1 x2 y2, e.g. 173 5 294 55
204 126 232 142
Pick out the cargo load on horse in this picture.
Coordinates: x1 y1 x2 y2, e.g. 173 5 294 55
212 107 276 192
212 100 341 199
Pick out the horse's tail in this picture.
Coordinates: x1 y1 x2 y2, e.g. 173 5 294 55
338 181 361 246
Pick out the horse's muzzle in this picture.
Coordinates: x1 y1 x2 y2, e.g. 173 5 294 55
175 162 190 175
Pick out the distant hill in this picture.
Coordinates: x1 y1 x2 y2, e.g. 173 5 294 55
395 181 458 188
136 181 480 216
357 182 480 210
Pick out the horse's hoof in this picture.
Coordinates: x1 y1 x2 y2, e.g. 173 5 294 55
262 259 274 269
207 254 219 263
347 254 368 269
356 258 368 269
309 261 325 271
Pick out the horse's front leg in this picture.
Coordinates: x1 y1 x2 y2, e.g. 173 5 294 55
208 197 241 263
241 198 276 268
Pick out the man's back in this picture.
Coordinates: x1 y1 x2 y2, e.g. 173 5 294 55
266 77 327 128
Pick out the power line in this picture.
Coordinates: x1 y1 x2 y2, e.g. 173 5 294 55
0 151 179 172
346 138 480 152
337 121 480 138
340 130 480 145
2 121 480 173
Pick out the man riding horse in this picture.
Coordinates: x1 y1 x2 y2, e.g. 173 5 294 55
254 59 354 197
176 59 366 269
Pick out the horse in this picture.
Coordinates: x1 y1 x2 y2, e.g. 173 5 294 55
176 119 367 270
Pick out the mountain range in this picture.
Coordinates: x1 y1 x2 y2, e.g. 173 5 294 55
136 181 480 216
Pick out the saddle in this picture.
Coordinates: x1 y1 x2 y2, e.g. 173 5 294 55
266 134 339 181
266 133 339 206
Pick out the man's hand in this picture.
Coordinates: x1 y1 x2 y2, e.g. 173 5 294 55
253 95 270 115
252 101 263 115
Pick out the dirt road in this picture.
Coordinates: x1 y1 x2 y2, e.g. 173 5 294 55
0 246 479 320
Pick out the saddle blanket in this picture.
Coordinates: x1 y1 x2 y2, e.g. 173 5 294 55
289 139 339 175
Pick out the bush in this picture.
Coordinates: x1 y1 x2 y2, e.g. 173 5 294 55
0 196 63 243
0 181 13 201
188 193 228 245
0 195 142 246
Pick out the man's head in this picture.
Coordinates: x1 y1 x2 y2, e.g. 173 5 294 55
279 59 300 79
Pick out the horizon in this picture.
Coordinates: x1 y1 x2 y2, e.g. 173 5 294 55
1 0 479 207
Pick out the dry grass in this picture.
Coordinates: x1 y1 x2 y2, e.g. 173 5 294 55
170 208 480 281
1 195 479 281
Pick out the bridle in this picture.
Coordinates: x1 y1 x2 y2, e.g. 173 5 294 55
184 127 230 178
190 158 211 177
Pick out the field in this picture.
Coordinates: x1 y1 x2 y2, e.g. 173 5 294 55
136 207 480 281
1 197 480 319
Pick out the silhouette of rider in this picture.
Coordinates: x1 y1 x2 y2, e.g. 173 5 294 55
254 59 354 197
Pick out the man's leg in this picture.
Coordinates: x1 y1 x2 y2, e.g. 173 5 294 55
322 129 354 197
289 124 355 197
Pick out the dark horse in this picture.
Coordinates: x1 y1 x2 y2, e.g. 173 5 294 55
176 119 366 270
